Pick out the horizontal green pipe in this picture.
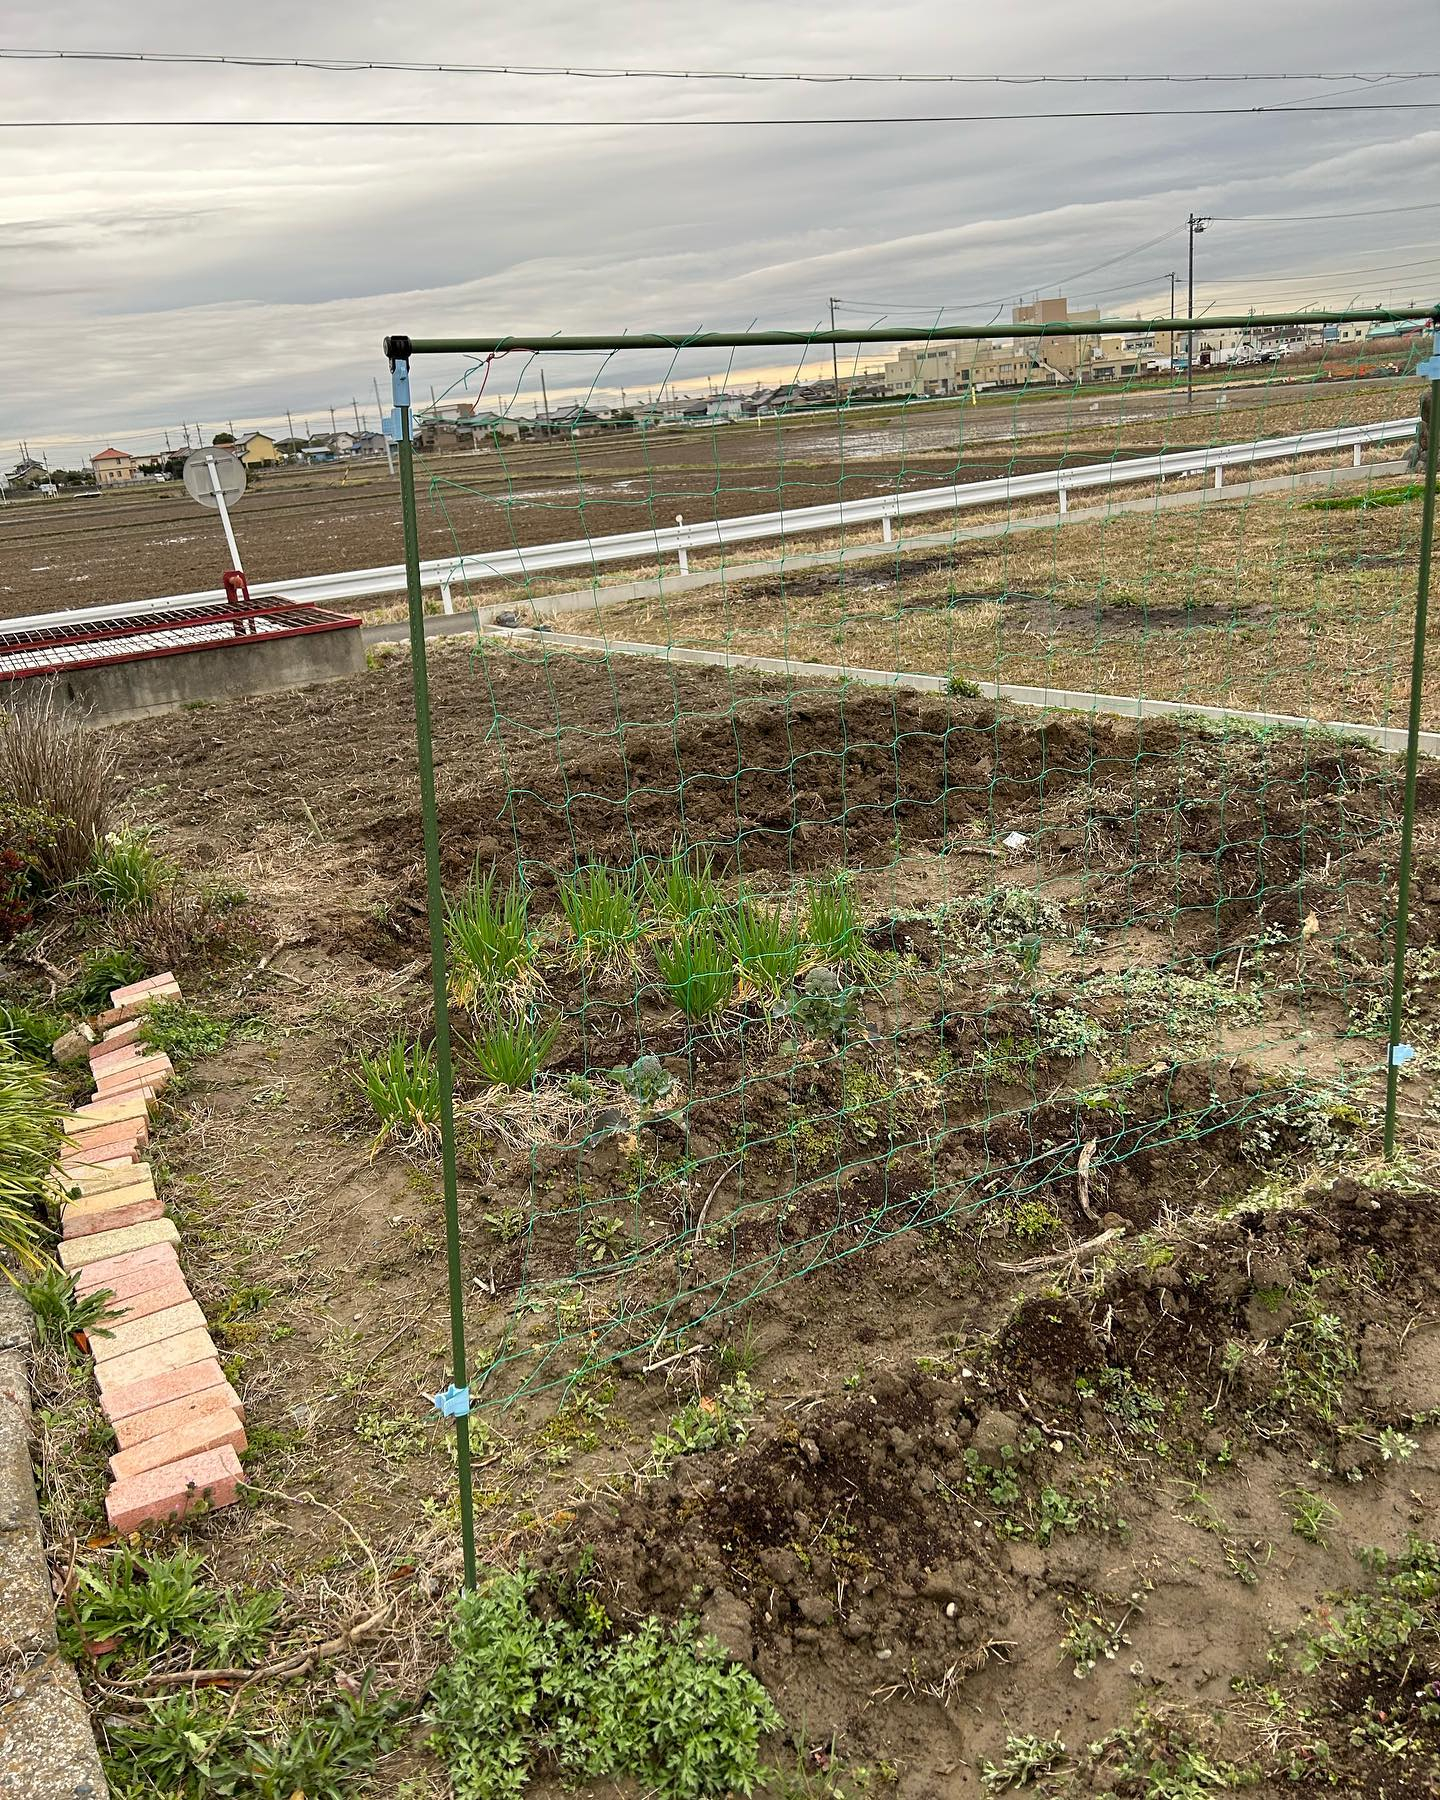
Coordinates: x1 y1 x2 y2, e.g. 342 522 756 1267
399 305 1439 356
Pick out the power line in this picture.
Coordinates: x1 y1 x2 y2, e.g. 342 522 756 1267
832 226 1192 315
1197 251 1440 285
5 101 1440 128
1210 202 1440 221
3 50 1438 83
837 243 1440 326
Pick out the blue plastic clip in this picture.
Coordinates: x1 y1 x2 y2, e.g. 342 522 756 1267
1390 1042 1417 1068
382 409 403 443
1418 331 1440 381
431 1383 471 1418
390 357 412 408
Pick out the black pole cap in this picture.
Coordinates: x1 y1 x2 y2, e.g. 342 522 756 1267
383 334 413 366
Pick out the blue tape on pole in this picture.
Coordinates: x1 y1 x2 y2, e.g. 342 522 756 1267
1390 1042 1416 1068
391 358 412 408
431 1383 471 1418
383 410 402 443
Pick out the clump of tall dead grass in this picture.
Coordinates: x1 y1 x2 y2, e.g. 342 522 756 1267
0 683 117 885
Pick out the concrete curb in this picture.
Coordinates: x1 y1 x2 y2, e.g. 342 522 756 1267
0 1285 108 1799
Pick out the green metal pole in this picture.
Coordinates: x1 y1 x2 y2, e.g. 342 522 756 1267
1384 368 1440 1157
391 353 479 1587
403 304 1437 356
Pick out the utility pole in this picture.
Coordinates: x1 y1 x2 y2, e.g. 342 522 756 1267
829 297 842 413
372 376 396 475
540 370 551 433
329 405 338 436
352 397 363 433
1187 215 1209 404
286 410 296 447
1168 271 1176 363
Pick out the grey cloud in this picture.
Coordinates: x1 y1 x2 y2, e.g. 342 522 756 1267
3 0 1437 457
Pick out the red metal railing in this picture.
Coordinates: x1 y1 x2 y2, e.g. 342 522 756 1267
0 599 361 682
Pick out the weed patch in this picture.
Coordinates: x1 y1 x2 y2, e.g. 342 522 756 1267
0 1037 61 1265
428 1564 779 1799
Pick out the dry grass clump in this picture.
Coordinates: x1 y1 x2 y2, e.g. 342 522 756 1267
0 683 117 884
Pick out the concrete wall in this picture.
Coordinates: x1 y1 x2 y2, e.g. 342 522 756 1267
0 1283 109 1798
43 625 364 724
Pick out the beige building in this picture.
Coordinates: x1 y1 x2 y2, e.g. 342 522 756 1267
91 447 139 486
1012 296 1103 378
236 431 281 466
881 293 1176 397
882 339 1042 397
1013 297 1165 381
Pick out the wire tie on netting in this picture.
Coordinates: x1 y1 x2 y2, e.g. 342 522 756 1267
431 1383 472 1418
1389 1043 1416 1068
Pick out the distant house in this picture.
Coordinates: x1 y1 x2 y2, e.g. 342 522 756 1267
537 405 626 437
416 420 465 453
299 432 354 461
467 411 525 444
348 431 388 457
236 430 280 467
92 447 140 487
5 457 50 492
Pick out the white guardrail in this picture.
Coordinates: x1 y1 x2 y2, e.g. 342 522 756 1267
12 416 1417 632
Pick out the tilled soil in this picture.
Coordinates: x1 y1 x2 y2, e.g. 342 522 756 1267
544 1177 1440 1793
109 643 1436 966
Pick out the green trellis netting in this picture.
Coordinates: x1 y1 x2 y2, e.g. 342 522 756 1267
380 310 1439 1582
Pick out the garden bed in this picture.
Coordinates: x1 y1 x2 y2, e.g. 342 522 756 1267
5 642 1440 1796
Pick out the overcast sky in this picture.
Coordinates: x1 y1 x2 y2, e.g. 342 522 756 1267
2 0 1437 461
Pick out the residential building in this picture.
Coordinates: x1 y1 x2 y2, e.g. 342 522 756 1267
235 430 280 467
92 447 140 486
534 405 626 437
742 380 846 413
1364 320 1424 343
466 411 526 443
415 419 466 453
348 431 389 457
300 431 354 459
6 458 51 491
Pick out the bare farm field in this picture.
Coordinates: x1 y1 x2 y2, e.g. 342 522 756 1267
8 638 1440 1796
0 375 1415 619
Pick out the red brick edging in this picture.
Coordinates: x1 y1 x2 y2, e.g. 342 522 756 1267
53 975 246 1532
